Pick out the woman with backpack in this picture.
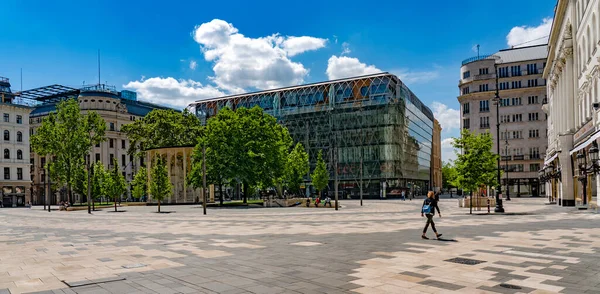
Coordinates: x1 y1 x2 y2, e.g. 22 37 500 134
421 191 442 239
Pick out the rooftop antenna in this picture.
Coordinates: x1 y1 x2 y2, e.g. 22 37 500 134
477 44 480 59
98 49 101 85
20 68 22 91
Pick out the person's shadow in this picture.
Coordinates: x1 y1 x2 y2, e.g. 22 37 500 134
437 237 458 242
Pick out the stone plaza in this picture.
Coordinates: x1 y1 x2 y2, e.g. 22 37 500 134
0 198 599 294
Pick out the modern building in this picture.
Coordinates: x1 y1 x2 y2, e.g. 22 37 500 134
0 76 32 207
458 45 548 197
188 73 437 199
432 119 442 193
23 84 173 205
543 0 600 208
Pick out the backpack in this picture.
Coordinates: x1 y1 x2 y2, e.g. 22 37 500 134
422 199 433 214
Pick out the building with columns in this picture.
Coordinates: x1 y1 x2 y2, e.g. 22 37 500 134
543 0 600 208
459 45 548 198
432 119 442 193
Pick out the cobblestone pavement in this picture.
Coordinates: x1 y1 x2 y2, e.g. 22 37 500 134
0 198 599 294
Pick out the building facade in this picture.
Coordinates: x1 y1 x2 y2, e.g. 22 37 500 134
543 0 600 208
0 77 32 207
189 73 437 199
459 45 548 197
432 119 442 192
26 84 172 205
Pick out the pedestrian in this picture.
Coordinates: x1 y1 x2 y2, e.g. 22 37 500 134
401 190 406 201
315 197 321 207
435 191 440 202
324 196 332 207
421 191 442 240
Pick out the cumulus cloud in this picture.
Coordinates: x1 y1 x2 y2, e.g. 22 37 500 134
341 42 351 55
192 19 326 92
507 17 552 48
326 56 382 80
441 137 457 163
189 60 197 70
123 77 226 109
281 36 328 57
431 102 460 133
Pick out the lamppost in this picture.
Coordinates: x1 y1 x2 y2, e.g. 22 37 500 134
504 139 511 201
492 59 505 213
576 142 600 207
539 163 562 203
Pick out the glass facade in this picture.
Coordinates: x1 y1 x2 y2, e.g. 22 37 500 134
191 73 434 199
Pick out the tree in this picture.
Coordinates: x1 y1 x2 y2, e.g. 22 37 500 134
441 161 458 191
452 129 499 213
311 150 329 198
131 167 147 201
83 111 107 213
283 143 310 196
104 158 127 212
73 163 88 203
90 161 107 211
149 155 172 213
30 99 105 205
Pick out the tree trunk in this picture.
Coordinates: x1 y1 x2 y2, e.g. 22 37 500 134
158 200 161 213
243 182 248 204
469 191 472 215
219 182 224 206
92 198 95 211
68 185 72 205
114 195 117 212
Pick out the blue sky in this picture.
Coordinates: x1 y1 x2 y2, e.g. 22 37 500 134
1 0 556 162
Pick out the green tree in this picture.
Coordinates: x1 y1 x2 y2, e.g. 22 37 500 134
452 129 499 212
311 150 329 198
73 163 88 202
150 155 172 213
30 99 106 205
83 111 107 212
441 161 458 191
131 167 147 201
90 161 107 211
283 143 310 196
104 158 127 212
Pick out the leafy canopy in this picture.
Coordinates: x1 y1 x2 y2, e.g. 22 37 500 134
311 150 329 194
452 129 499 193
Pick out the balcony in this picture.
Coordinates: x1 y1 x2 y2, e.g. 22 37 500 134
461 54 494 66
501 156 512 161
513 155 525 160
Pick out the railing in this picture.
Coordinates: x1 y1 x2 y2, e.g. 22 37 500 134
0 77 8 83
80 84 118 95
461 54 494 66
501 156 512 161
513 155 525 160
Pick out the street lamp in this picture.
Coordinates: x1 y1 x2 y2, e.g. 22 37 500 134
504 139 511 201
576 142 600 206
492 57 505 213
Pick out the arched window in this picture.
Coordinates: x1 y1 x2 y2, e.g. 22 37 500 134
3 130 9 141
16 131 22 142
17 150 22 160
4 149 9 159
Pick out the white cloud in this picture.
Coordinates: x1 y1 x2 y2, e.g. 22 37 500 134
394 69 440 85
431 102 460 133
341 42 351 55
192 19 326 93
326 56 381 80
507 17 552 48
441 137 457 163
123 77 226 109
281 36 328 57
189 60 197 70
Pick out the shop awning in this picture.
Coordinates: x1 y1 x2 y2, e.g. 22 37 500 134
544 153 559 166
570 130 600 155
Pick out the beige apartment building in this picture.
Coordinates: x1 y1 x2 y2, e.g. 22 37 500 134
432 119 442 192
458 45 548 197
24 84 171 205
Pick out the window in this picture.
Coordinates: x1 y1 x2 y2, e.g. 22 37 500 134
462 87 470 95
512 131 522 139
121 140 126 149
530 163 540 172
499 82 510 90
3 149 9 159
16 131 22 142
463 71 470 79
528 112 539 121
3 113 8 122
4 167 9 180
130 154 134 163
17 168 22 180
95 153 100 162
122 172 126 179
110 122 115 131
528 96 539 104
479 100 490 112
514 164 524 172
527 79 539 87
463 103 470 114
480 117 490 129
41 157 46 167
109 139 114 148
511 97 522 106
96 142 100 148
3 130 8 141
498 66 509 78
16 115 22 124
110 154 114 163
122 154 126 167
529 147 540 159
500 115 510 123
527 63 538 74
511 65 521 76
479 84 489 92
500 98 510 106
478 68 489 75
17 150 22 160
529 129 540 138
463 118 470 129
511 81 522 89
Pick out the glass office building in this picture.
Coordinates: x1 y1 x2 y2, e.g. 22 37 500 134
188 73 435 199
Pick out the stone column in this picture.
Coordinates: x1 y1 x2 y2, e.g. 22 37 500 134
559 135 575 206
183 149 187 203
147 150 152 202
166 150 172 203
565 49 575 131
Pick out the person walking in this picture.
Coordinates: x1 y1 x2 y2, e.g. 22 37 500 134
401 190 406 201
421 191 442 239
